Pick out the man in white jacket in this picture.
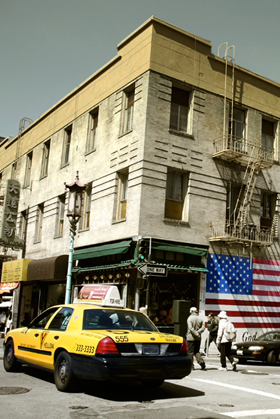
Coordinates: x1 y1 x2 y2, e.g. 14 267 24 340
186 307 206 370
216 311 237 371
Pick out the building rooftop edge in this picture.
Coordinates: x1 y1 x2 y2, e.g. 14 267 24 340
117 16 212 50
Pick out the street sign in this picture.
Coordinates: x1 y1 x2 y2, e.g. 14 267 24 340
138 263 168 277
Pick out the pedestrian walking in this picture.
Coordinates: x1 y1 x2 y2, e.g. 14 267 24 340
204 312 220 353
186 307 206 370
216 310 237 371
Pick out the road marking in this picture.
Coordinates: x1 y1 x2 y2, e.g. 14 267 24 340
191 378 280 400
223 408 280 418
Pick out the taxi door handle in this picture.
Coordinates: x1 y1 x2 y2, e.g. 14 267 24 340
34 333 39 337
54 336 59 340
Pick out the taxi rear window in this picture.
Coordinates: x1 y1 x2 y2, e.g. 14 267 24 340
83 309 158 331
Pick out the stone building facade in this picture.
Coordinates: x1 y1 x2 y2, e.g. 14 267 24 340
1 17 280 340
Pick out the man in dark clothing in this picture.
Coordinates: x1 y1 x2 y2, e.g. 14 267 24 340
186 307 206 370
204 313 220 353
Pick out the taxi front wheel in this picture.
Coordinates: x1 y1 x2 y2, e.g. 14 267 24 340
4 340 21 372
54 351 75 392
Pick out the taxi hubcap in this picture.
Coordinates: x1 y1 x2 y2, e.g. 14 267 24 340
59 360 67 381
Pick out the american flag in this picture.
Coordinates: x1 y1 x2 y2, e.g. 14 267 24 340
205 253 280 329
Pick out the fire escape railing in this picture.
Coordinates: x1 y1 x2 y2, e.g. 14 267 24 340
211 135 274 247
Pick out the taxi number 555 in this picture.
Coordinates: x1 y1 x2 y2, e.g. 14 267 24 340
76 344 95 354
115 336 129 343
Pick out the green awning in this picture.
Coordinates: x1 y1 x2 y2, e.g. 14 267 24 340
152 242 208 256
73 240 132 261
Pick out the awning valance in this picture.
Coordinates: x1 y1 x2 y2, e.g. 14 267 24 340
167 265 208 272
152 242 208 256
72 260 136 273
27 255 68 281
73 240 132 261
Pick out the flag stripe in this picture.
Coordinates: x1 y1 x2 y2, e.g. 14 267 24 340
254 258 280 266
205 297 280 308
253 290 280 297
253 279 280 286
233 322 280 328
253 269 280 276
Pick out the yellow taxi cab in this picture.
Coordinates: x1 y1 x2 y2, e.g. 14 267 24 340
3 285 192 392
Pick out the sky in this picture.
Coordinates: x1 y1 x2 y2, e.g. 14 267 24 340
1 0 280 138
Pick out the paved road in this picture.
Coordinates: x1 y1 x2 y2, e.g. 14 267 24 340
1 338 280 419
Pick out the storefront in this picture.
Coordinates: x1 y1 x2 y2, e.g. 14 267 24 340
72 238 208 333
1 258 33 330
18 255 68 325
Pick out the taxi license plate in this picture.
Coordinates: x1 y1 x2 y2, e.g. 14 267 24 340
143 344 159 355
237 349 243 356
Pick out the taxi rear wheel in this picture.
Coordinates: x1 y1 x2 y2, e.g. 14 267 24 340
4 340 21 372
54 351 75 392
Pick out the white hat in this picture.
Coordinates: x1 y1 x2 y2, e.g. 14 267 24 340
190 307 198 313
218 310 228 319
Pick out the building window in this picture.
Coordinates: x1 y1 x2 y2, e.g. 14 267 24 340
11 162 17 179
170 87 189 132
165 170 188 220
262 119 275 153
116 172 128 220
35 203 44 242
40 140 50 178
86 110 98 153
24 152 33 188
61 125 72 167
20 210 27 240
261 192 276 229
226 184 244 225
229 107 246 139
121 86 135 134
79 183 91 230
55 195 65 237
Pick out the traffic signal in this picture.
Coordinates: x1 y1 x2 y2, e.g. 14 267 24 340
138 239 147 261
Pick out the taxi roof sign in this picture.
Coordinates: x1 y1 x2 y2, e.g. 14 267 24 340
75 285 124 307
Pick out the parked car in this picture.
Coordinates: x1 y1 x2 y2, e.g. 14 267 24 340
231 330 280 365
3 299 192 392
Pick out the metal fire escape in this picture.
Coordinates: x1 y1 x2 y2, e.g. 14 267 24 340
210 44 274 247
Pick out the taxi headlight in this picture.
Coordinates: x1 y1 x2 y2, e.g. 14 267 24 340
232 345 238 350
248 346 264 351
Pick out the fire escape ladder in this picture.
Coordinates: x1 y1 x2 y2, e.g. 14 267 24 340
232 160 261 236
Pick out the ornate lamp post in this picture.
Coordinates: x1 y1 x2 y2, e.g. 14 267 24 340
64 172 87 304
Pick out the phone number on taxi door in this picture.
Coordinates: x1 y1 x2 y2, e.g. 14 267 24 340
75 344 95 354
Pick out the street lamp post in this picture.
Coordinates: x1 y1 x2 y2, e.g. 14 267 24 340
64 172 87 304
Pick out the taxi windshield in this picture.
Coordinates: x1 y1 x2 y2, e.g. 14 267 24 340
83 309 158 332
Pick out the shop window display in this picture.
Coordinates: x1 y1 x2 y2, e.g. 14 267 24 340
144 274 198 330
